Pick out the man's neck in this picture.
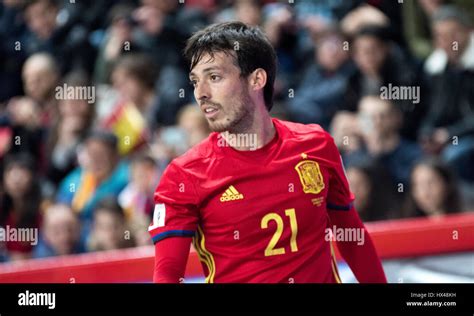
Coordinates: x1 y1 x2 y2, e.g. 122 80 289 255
221 110 275 151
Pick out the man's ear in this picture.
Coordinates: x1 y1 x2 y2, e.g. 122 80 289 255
248 68 267 91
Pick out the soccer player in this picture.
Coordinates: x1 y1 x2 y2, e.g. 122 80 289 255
149 22 387 283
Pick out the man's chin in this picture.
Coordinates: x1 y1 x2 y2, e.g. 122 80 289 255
209 123 229 133
207 118 230 133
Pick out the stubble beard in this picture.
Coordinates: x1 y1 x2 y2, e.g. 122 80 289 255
207 91 253 134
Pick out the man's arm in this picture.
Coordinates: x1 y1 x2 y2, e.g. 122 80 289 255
328 207 387 283
153 237 192 283
149 162 200 283
323 131 387 283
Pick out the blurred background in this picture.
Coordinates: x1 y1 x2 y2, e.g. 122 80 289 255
0 0 472 282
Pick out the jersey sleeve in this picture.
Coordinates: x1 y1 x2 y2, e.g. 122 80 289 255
324 133 355 211
148 162 199 244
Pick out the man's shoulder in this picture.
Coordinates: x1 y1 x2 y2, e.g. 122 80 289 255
275 118 331 141
168 132 217 170
275 119 340 161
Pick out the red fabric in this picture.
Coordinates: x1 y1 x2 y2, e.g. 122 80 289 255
329 207 387 283
149 118 386 283
153 237 192 283
0 127 12 157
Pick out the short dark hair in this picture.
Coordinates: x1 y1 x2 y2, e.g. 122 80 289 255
4 152 36 173
23 0 59 10
113 53 158 90
95 196 125 220
85 130 118 152
61 69 91 87
352 25 390 43
432 5 472 28
184 21 277 111
131 153 157 168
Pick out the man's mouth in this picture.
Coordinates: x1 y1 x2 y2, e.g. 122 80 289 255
202 104 220 118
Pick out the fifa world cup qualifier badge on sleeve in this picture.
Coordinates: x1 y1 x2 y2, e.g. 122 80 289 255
295 156 325 195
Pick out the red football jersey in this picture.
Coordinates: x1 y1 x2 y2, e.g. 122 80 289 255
148 118 355 283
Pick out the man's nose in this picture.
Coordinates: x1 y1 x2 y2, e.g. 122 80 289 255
194 81 211 102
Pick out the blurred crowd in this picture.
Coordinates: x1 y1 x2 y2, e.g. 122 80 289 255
0 0 473 262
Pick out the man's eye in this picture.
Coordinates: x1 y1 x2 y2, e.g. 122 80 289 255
189 80 197 87
210 75 220 81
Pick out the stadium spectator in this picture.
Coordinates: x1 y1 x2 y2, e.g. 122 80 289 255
131 0 206 126
420 5 474 182
98 53 158 155
403 0 474 59
44 71 95 186
149 125 188 170
22 0 96 73
234 0 263 26
119 154 160 246
33 203 85 258
262 3 309 101
346 96 423 187
22 53 59 126
292 0 359 22
0 0 27 102
0 153 42 261
118 154 159 220
4 53 57 171
1 96 43 166
132 0 205 69
88 197 135 251
177 103 211 148
403 0 446 60
288 27 353 128
93 3 137 84
56 130 129 224
214 0 263 26
361 1 405 47
22 0 58 41
346 161 401 221
343 26 424 140
330 110 363 156
403 158 462 218
341 4 390 38
110 53 158 130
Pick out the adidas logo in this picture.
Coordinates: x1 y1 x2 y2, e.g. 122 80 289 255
220 185 244 202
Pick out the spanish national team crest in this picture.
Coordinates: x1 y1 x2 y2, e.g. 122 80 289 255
295 160 325 194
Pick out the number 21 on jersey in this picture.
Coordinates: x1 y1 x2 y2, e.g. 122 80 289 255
261 208 298 256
